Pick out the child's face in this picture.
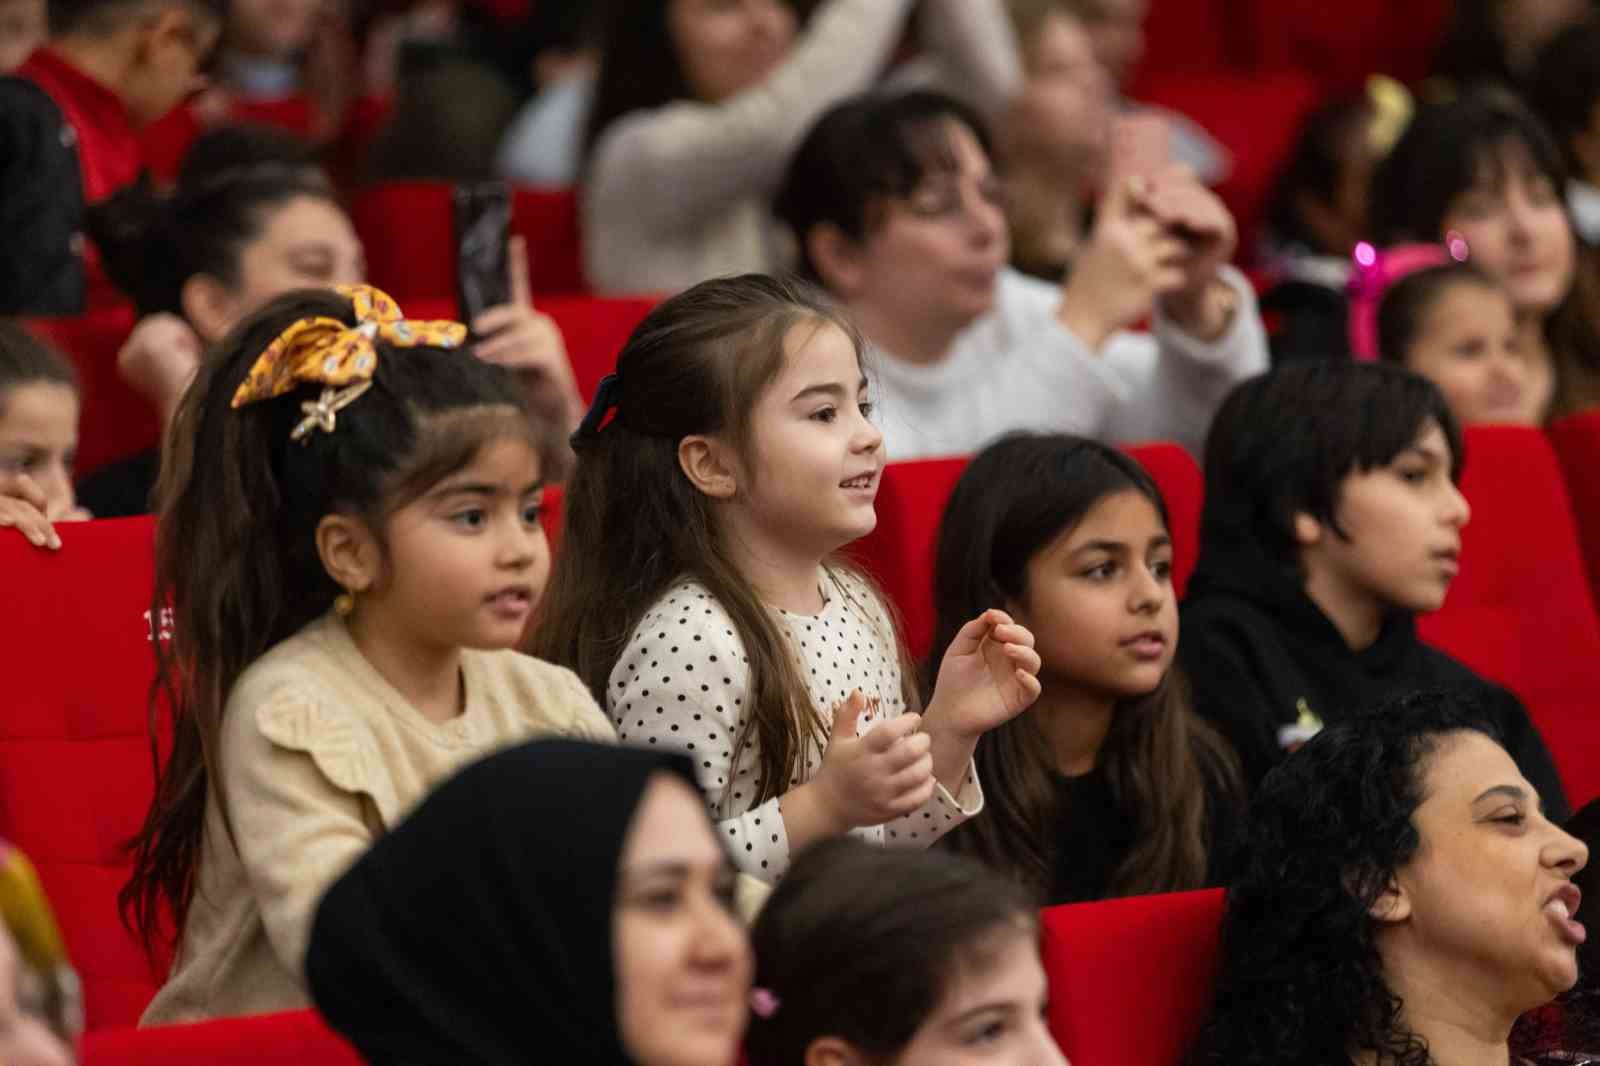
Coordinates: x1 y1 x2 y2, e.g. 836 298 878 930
357 434 548 652
886 927 1066 1066
0 382 79 521
1015 489 1176 700
123 5 219 127
1300 422 1471 620
1405 282 1534 426
0 0 44 72
613 774 751 1066
725 320 884 560
1440 145 1575 317
668 0 796 105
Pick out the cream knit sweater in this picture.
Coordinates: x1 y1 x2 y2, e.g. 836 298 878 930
140 614 616 1026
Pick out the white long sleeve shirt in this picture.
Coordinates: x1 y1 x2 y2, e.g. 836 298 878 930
869 265 1270 461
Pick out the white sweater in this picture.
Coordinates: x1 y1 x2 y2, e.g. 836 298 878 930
870 266 1269 461
606 570 982 882
583 0 1020 295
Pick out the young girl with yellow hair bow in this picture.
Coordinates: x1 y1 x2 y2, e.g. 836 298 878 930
125 285 617 1025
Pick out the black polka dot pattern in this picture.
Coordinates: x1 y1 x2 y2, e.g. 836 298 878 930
605 575 984 882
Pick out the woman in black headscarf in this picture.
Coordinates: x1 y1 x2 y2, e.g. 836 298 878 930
305 738 753 1066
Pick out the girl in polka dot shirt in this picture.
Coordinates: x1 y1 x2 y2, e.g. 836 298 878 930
532 274 1042 881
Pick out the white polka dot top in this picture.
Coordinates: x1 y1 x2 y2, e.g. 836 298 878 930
607 566 983 882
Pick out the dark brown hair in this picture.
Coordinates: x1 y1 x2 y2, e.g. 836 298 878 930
1375 262 1504 366
0 322 78 408
930 433 1242 901
122 288 534 952
529 274 917 808
746 837 1038 1066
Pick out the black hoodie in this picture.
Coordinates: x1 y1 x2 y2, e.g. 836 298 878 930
1178 536 1570 823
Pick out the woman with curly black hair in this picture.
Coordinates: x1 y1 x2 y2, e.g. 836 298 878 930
1188 689 1589 1066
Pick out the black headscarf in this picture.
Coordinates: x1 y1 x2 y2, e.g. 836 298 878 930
306 738 703 1066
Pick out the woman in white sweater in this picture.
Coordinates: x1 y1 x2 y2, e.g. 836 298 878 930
580 0 1020 295
774 89 1269 459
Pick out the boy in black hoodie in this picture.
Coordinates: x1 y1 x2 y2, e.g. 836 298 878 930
1179 361 1569 820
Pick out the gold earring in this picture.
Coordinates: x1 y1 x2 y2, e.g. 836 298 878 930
334 590 356 617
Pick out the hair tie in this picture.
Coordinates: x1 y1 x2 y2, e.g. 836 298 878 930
230 284 467 443
571 373 622 446
1366 75 1415 158
1346 236 1469 361
749 987 781 1020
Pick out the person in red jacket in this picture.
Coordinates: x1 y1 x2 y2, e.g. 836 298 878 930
0 0 220 314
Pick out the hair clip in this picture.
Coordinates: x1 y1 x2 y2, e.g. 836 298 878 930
750 987 781 1019
290 380 373 444
571 373 622 446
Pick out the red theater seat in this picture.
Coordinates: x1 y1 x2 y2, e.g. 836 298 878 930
1547 411 1600 611
23 308 158 480
402 294 655 405
0 517 172 1029
81 1008 362 1065
1417 426 1600 808
1041 888 1225 1066
349 182 590 300
1245 0 1453 90
856 445 1203 662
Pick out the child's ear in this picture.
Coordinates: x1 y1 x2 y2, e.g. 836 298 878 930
1292 510 1324 548
316 513 381 596
678 434 740 500
806 222 867 298
180 274 239 347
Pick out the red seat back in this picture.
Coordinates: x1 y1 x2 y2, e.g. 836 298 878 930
349 182 588 301
1125 442 1201 601
402 294 656 405
1041 888 1225 1066
22 308 158 480
1547 411 1600 611
81 1007 362 1065
0 517 173 1028
856 445 1203 663
1417 426 1600 808
1245 0 1453 90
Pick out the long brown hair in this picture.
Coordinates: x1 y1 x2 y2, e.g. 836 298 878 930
529 274 917 808
122 288 534 952
929 433 1242 901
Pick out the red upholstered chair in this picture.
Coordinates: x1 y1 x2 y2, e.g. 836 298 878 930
850 455 969 663
1244 0 1453 90
1124 442 1201 602
854 445 1203 663
1547 411 1600 611
402 294 656 405
81 1008 362 1065
23 307 158 480
1134 71 1322 265
349 182 590 301
1040 888 1225 1066
0 517 172 1029
1417 426 1600 808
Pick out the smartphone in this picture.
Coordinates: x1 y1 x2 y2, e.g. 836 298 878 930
453 181 513 326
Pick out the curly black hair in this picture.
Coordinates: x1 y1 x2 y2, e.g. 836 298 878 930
1187 690 1503 1066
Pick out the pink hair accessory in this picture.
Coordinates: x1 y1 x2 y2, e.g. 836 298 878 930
1346 233 1470 361
750 987 781 1019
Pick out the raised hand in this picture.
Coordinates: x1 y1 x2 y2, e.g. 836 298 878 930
926 609 1042 740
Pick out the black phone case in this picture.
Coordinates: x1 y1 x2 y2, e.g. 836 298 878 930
453 182 513 327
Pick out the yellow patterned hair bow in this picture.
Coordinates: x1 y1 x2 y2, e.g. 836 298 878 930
1366 75 1414 159
230 284 468 443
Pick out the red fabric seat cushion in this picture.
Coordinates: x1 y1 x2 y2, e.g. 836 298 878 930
1041 888 1224 1066
81 1008 362 1065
